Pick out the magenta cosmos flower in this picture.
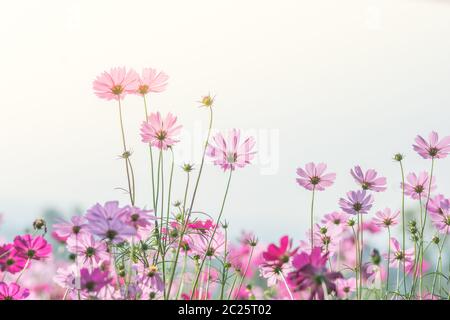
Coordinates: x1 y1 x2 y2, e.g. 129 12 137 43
287 247 342 300
80 267 111 293
140 112 182 150
135 68 169 95
428 198 450 234
413 131 450 159
207 129 256 171
428 194 448 215
262 236 298 267
0 282 30 300
350 166 387 192
53 216 87 242
0 244 27 274
13 235 52 260
296 163 336 191
373 208 400 228
402 172 436 200
92 67 139 100
339 190 374 215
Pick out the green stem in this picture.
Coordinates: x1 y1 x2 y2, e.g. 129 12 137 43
310 188 316 251
117 99 134 204
234 245 255 300
399 160 407 295
191 170 233 299
386 227 391 298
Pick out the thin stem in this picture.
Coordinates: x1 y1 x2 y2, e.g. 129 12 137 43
191 170 233 299
204 257 212 300
280 272 294 300
117 99 134 204
385 227 391 298
234 245 255 300
399 160 407 295
310 188 316 251
220 227 229 300
143 95 157 211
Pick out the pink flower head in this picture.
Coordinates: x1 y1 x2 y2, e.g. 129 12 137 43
428 194 448 215
124 206 155 230
139 265 164 293
262 236 298 266
350 166 387 192
67 233 109 265
296 162 336 191
140 112 182 150
135 68 169 95
188 219 215 233
0 282 30 300
259 263 293 287
339 190 374 215
0 244 27 274
287 247 342 300
428 199 450 234
335 277 356 298
402 172 436 200
384 237 414 268
361 219 382 234
13 235 52 260
85 201 137 243
207 129 256 171
321 211 350 231
413 131 450 159
191 230 225 257
53 216 87 242
93 67 139 100
311 224 342 255
80 267 111 293
373 208 400 228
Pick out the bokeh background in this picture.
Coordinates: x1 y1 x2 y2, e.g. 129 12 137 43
1 0 449 242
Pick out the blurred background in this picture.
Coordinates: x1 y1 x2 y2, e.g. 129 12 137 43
0 0 449 243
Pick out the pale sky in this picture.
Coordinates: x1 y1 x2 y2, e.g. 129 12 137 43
1 0 449 242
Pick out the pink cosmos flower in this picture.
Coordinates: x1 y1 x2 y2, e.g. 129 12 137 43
335 277 356 299
402 172 436 200
191 231 225 257
428 194 448 215
138 265 164 293
339 190 374 215
383 237 414 269
0 244 27 274
80 267 111 293
188 219 215 233
287 247 342 300
0 282 30 300
428 198 450 234
373 208 400 228
311 224 342 255
93 67 139 100
262 236 298 267
413 131 450 159
206 129 256 171
296 162 336 191
135 68 169 95
124 206 155 230
140 112 182 150
321 211 350 231
85 201 137 243
53 216 87 242
361 219 382 234
259 263 293 287
67 233 109 265
13 235 52 260
350 166 387 192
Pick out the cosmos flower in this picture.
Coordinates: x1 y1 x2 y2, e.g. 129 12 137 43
135 68 169 95
80 268 111 293
53 216 88 242
140 112 182 150
191 231 225 257
335 277 356 299
139 265 164 293
287 247 342 300
373 208 400 228
339 190 374 215
428 194 448 215
86 201 128 221
262 236 298 267
311 224 342 255
93 67 139 100
413 131 450 159
296 162 336 191
0 245 27 274
383 237 414 269
13 235 52 260
350 166 387 192
67 233 109 265
259 263 293 287
206 129 256 171
402 172 436 200
124 206 155 230
321 211 350 231
0 282 30 300
428 198 450 234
